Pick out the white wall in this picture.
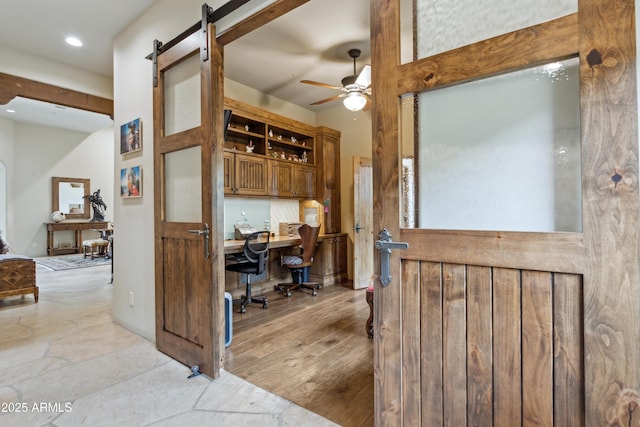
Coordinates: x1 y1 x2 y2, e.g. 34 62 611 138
6 123 114 256
0 45 112 99
0 117 14 243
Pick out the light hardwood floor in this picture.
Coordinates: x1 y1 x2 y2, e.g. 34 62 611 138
225 283 375 427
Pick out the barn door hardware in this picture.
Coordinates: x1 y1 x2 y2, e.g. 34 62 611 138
188 223 210 259
375 229 408 287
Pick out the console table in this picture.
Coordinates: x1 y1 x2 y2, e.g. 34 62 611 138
46 221 110 256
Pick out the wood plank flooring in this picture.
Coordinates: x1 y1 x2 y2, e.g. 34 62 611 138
224 282 374 427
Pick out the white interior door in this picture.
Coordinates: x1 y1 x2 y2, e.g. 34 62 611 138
353 156 373 289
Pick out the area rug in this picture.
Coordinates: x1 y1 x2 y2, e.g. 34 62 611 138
34 254 111 271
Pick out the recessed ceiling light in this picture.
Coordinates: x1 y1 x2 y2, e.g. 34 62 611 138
6 109 15 113
65 36 83 47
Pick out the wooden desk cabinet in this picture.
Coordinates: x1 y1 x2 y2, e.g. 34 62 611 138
46 221 110 256
311 234 347 286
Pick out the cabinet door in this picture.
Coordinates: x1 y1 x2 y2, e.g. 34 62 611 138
333 235 347 274
267 159 293 197
292 164 316 198
316 128 341 233
234 153 267 196
223 151 234 194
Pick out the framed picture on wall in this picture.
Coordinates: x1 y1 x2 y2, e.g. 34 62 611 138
120 165 142 198
120 118 142 154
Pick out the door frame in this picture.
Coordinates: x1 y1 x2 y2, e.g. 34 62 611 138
371 0 640 425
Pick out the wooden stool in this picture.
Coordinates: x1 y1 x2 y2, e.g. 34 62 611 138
366 286 374 338
82 239 110 260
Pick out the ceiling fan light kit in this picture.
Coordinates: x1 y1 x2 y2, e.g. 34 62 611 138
343 92 367 111
301 48 372 111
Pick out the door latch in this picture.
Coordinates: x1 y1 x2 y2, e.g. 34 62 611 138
354 223 362 233
188 223 210 259
375 229 409 287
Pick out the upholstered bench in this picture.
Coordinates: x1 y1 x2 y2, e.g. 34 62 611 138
82 239 110 260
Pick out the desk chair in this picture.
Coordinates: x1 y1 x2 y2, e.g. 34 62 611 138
276 224 320 297
225 231 270 313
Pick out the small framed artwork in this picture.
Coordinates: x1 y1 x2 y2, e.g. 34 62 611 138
120 118 142 154
120 165 142 198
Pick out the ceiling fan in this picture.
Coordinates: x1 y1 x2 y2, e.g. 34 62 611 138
301 48 371 111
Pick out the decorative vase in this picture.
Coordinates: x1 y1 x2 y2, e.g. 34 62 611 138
51 211 66 223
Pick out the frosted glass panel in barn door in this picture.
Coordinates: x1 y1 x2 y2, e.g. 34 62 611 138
402 0 577 62
162 53 202 223
404 58 581 232
165 146 202 223
164 53 201 135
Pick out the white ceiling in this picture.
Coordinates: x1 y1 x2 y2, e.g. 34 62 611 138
0 0 371 132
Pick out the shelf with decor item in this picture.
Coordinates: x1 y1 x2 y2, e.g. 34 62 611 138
266 124 314 164
224 112 266 154
223 97 327 202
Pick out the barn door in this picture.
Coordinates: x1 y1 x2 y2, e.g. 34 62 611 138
372 0 640 425
153 19 225 378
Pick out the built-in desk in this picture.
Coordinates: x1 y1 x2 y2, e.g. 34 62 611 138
46 221 110 256
224 235 301 254
223 233 348 298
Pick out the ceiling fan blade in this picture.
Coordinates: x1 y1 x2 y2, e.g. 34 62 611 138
355 65 371 88
300 80 342 90
363 93 372 111
310 94 343 105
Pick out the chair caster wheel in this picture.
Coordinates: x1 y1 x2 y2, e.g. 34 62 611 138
239 306 246 313
262 303 268 309
285 292 291 298
312 290 317 296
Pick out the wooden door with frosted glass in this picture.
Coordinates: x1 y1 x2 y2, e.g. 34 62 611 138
371 0 640 425
153 22 225 379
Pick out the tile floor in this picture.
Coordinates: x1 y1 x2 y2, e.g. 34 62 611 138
0 263 338 427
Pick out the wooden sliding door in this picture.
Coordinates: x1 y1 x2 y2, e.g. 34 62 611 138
153 22 225 378
371 0 640 425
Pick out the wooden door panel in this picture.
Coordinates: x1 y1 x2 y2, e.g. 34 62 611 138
521 270 553 426
235 154 266 195
466 265 493 426
402 259 584 426
162 236 205 343
267 159 293 196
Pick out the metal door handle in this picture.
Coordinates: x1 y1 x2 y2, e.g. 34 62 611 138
375 229 408 287
355 223 362 233
188 223 210 259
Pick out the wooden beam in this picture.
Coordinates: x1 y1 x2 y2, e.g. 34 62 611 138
371 0 403 425
397 13 578 95
0 72 113 118
580 0 640 424
216 0 309 46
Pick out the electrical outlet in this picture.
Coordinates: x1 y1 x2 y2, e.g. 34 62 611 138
128 291 134 306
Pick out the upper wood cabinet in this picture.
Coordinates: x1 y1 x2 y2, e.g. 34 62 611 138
315 126 341 233
292 164 316 199
222 99 340 233
224 151 267 196
267 159 293 197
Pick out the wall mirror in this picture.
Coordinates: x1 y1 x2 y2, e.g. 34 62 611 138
52 177 90 219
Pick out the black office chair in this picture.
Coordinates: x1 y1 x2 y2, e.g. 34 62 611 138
225 231 270 313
